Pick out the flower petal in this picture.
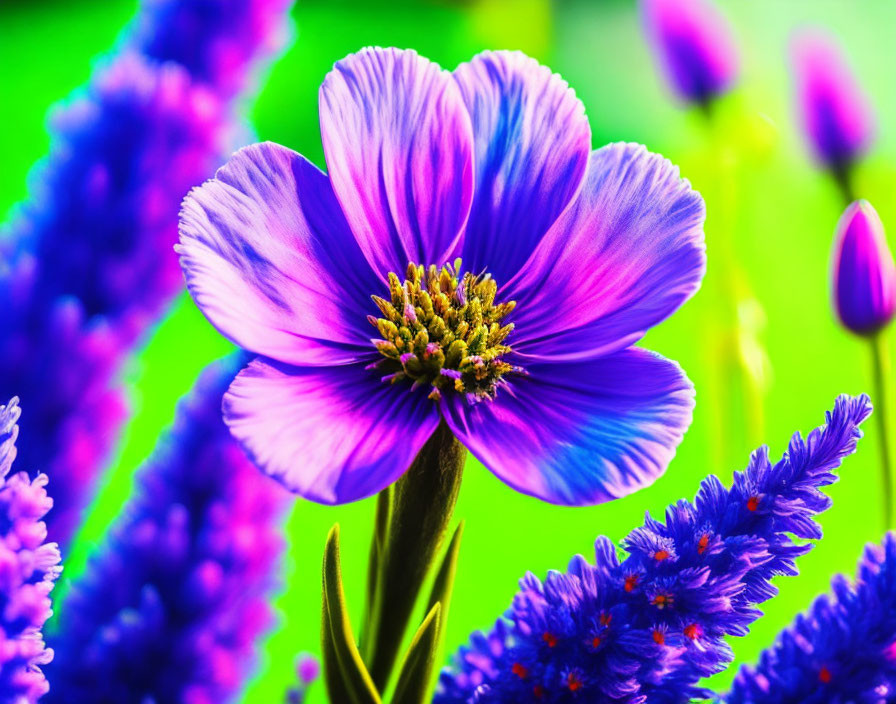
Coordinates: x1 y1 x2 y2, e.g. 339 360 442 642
224 357 441 504
505 142 706 362
453 51 591 283
441 348 694 505
178 142 381 366
320 47 474 277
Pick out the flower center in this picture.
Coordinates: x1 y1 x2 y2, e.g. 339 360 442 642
369 259 518 402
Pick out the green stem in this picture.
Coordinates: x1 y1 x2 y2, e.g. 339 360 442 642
870 332 894 530
361 421 466 692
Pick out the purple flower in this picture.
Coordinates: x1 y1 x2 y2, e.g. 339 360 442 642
286 654 321 703
728 533 896 703
831 200 896 336
0 0 292 545
0 398 62 703
436 394 871 703
44 356 288 704
177 48 706 506
639 0 739 105
130 0 293 98
791 28 876 173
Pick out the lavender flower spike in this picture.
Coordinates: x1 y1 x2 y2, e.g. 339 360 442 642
832 200 896 337
791 28 876 177
436 394 871 704
639 0 739 106
45 356 288 704
0 398 62 703
728 533 896 702
0 0 292 546
178 48 706 507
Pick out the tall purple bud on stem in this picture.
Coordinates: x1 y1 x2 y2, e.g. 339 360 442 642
639 0 739 111
832 200 896 528
791 28 876 203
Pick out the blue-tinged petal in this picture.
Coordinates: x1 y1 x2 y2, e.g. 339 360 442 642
505 142 706 362
441 348 694 506
453 51 591 283
223 357 440 504
319 47 474 277
178 142 380 366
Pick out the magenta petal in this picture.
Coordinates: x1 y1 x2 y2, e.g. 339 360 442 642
453 51 591 283
224 357 440 504
178 142 381 366
320 47 474 276
442 348 694 506
506 142 705 362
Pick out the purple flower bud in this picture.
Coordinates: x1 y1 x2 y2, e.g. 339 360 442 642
832 200 896 336
640 0 739 105
792 28 876 172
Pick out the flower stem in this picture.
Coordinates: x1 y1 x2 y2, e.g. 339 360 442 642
360 421 466 692
870 331 894 529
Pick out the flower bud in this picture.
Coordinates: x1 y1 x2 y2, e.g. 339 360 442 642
640 0 739 106
792 29 875 173
832 200 896 336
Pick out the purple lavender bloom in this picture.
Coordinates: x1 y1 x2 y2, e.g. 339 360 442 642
436 394 871 703
728 533 896 703
831 200 896 336
178 48 706 506
44 356 288 704
640 0 739 105
791 28 876 174
130 0 293 99
0 398 62 703
0 0 292 545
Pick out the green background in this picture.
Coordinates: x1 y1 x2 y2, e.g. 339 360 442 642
4 0 896 701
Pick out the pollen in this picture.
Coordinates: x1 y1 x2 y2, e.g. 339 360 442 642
624 574 639 592
566 671 583 691
370 259 519 401
653 549 671 561
653 628 665 645
819 665 832 684
512 662 528 679
747 495 760 511
697 534 710 554
651 593 673 609
591 636 602 649
533 685 545 699
542 632 558 647
684 623 702 640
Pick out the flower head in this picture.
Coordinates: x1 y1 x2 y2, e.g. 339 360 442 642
0 398 62 703
831 200 896 336
45 357 288 704
436 394 871 703
728 533 896 703
639 0 739 105
791 28 876 172
178 47 706 506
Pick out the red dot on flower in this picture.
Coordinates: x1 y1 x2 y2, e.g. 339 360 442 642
533 685 545 698
591 636 602 649
567 672 583 691
653 549 671 561
819 666 832 684
653 629 665 645
747 496 760 511
624 574 639 592
652 593 671 609
684 623 702 640
542 632 558 647
512 662 528 679
600 612 612 626
697 534 710 554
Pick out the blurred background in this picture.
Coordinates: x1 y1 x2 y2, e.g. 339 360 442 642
3 0 896 701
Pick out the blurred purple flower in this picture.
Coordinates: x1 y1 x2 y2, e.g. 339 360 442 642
791 28 876 174
436 394 871 703
728 533 896 702
286 653 320 703
178 47 706 507
44 356 288 704
0 0 292 546
640 0 739 105
831 200 896 336
0 398 62 703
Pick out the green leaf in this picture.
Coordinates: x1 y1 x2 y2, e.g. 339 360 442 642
390 602 442 704
426 521 463 651
361 485 393 648
321 524 382 704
